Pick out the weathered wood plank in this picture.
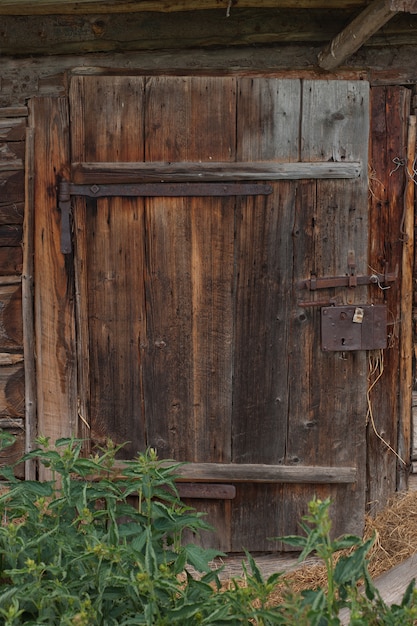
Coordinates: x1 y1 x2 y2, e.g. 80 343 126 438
0 11 365 56
176 483 236 499
169 463 357 483
367 86 410 510
398 114 416 490
230 79 301 551
70 76 147 455
31 97 77 472
143 77 235 466
0 285 23 350
0 171 24 204
0 1 368 15
0 353 23 365
318 0 401 70
0 248 22 275
0 107 28 117
339 553 417 624
0 202 24 225
71 161 362 183
0 224 22 246
0 118 26 141
284 80 369 539
0 364 24 418
0 141 24 170
23 126 36 478
3 9 417 57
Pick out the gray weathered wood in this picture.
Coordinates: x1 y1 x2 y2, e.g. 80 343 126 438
0 353 23 365
176 483 236 499
339 553 417 624
164 462 357 483
0 118 26 141
72 161 362 183
23 127 37 479
318 0 401 70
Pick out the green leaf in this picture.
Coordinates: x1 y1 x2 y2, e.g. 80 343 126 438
244 550 264 585
334 537 374 586
183 544 219 573
274 535 308 550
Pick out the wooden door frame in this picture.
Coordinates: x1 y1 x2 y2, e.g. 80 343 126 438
29 96 77 479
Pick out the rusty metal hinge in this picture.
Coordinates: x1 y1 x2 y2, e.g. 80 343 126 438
57 179 272 254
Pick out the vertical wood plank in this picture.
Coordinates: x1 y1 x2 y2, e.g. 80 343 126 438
284 80 370 538
368 86 410 509
398 114 416 490
23 127 37 478
231 79 301 551
70 76 146 457
31 97 76 472
143 77 236 465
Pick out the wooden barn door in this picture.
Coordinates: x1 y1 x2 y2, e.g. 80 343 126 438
69 76 369 551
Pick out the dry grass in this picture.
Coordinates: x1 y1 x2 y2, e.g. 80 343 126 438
265 491 417 605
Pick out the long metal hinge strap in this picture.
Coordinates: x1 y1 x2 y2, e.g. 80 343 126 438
66 182 273 198
58 180 272 254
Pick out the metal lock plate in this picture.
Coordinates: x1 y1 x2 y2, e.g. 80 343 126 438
321 305 387 351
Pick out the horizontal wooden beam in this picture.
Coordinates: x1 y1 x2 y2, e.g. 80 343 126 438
72 161 362 183
168 462 357 484
0 0 369 16
176 483 236 499
391 0 417 12
318 0 402 70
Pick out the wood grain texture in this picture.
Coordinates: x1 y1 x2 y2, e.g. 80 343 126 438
0 118 26 141
143 77 236 463
71 161 362 183
284 80 370 539
5 10 417 57
69 76 370 551
318 0 398 70
0 0 370 15
398 113 415 489
70 76 146 454
0 171 24 205
367 86 410 510
0 285 23 350
31 97 77 468
23 126 37 478
0 364 24 417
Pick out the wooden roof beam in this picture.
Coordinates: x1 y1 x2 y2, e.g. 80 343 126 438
318 0 417 70
0 0 370 16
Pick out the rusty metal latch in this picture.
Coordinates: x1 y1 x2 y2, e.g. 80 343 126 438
57 179 272 254
298 251 397 291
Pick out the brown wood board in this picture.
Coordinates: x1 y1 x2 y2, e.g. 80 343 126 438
367 85 410 509
31 96 77 471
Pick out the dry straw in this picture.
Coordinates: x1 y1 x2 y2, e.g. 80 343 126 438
267 490 417 605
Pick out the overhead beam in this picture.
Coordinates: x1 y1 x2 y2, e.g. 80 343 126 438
318 0 417 70
0 0 368 15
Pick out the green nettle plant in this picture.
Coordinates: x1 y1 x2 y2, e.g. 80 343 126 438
0 430 416 625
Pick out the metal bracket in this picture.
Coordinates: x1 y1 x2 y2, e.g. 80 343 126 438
57 179 272 254
298 252 398 291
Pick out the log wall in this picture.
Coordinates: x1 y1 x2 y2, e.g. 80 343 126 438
0 107 27 477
